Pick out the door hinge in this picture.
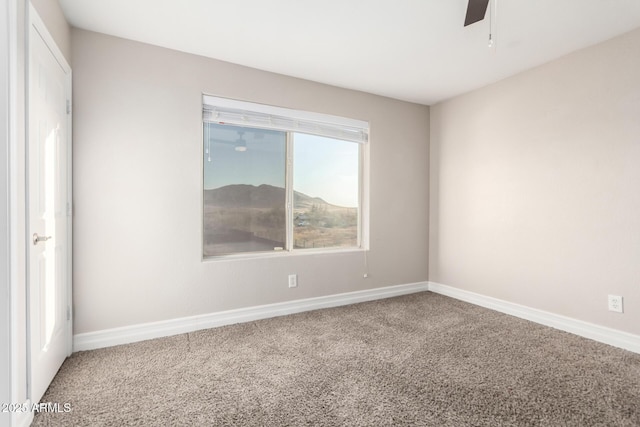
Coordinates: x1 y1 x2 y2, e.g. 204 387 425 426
67 202 72 217
66 99 71 115
66 306 71 321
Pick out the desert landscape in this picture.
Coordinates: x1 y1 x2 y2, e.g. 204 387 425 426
204 184 357 256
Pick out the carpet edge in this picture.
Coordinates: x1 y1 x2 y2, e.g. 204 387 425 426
428 281 640 354
73 282 430 351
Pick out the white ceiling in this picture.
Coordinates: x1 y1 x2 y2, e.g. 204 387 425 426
59 0 640 105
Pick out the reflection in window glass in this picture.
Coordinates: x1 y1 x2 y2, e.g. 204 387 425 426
203 123 286 256
293 133 359 250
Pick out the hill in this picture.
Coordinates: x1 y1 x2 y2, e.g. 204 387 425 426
204 184 334 210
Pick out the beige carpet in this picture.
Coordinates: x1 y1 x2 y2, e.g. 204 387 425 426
34 292 640 426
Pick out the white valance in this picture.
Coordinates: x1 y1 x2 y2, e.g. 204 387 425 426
203 95 369 144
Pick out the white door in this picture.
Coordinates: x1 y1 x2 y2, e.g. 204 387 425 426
28 7 72 404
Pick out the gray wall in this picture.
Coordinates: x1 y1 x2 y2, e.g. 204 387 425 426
71 29 430 334
31 0 71 63
430 28 640 335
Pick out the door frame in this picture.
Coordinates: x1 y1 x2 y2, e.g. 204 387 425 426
25 2 73 402
1 1 14 425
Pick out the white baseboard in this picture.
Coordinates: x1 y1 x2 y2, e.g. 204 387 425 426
428 281 640 354
74 280 639 354
73 281 429 352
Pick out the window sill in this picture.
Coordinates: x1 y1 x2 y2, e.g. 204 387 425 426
202 246 367 263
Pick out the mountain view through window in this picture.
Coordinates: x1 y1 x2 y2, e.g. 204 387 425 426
203 123 359 256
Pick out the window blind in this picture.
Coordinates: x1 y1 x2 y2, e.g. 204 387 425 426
202 95 369 144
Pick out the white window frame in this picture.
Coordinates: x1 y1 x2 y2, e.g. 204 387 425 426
202 95 370 260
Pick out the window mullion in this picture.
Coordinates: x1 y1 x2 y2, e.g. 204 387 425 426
285 132 294 252
357 143 363 249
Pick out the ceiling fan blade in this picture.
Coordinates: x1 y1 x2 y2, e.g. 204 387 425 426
208 138 235 146
464 0 490 26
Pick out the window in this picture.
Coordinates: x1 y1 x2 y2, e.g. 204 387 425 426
202 96 368 257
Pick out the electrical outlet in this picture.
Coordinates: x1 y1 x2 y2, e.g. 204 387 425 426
608 295 623 313
288 274 297 288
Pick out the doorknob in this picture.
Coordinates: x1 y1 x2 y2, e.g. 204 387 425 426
33 233 52 245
